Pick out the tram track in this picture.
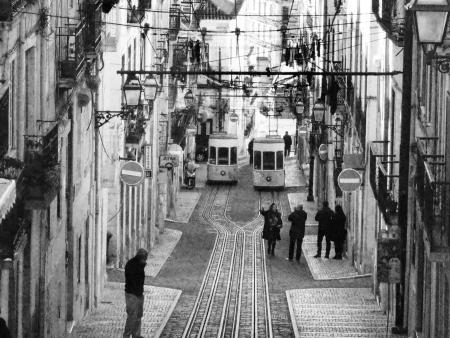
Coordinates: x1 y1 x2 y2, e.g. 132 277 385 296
182 185 280 337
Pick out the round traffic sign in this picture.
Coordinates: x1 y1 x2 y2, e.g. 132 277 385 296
337 168 362 192
318 144 328 161
229 113 239 122
120 161 145 186
298 126 308 136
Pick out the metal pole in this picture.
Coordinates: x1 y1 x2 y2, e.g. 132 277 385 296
219 48 223 131
307 133 315 201
393 8 413 335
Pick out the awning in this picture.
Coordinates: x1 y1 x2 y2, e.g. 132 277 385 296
0 179 16 222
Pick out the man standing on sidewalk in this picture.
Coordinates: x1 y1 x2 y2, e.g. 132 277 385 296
123 248 148 338
283 131 292 157
287 204 307 262
314 201 334 258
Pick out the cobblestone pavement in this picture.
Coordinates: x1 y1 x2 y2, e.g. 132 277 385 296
70 282 181 338
286 288 393 337
301 235 367 280
285 157 307 188
166 190 202 224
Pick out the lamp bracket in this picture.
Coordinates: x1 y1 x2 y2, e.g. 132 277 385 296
95 108 133 128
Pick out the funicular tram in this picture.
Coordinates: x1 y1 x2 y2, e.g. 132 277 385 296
253 136 285 189
207 132 239 183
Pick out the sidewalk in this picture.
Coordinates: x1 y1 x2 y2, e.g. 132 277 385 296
286 288 395 337
285 157 306 187
166 191 201 224
69 282 181 338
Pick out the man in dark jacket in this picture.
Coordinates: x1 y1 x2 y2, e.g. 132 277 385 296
123 248 148 338
287 204 307 262
314 201 334 258
248 138 254 164
283 131 292 157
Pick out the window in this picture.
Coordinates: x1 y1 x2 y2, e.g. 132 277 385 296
276 151 284 169
218 147 229 165
230 147 237 165
263 151 275 170
254 151 261 169
25 47 36 130
209 146 216 164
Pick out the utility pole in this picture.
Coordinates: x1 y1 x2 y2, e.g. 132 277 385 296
393 9 413 335
218 48 223 131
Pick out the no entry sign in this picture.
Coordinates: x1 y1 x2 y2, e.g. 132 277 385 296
229 113 239 122
120 161 145 186
318 144 328 161
298 126 308 137
337 168 362 192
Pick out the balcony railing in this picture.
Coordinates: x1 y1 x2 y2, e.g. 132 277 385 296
369 142 399 225
84 0 102 58
372 0 405 46
416 139 450 258
125 113 146 145
56 20 85 87
169 4 181 40
23 126 59 207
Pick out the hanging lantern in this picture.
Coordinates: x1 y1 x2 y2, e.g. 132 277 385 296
77 88 91 107
122 73 142 107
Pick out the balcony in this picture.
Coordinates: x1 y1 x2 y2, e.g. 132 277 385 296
127 2 145 24
56 20 85 89
372 0 405 46
415 138 450 260
169 4 181 40
84 0 102 59
125 112 146 160
369 142 399 226
23 126 59 208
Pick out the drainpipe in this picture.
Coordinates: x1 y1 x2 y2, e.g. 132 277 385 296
393 9 413 335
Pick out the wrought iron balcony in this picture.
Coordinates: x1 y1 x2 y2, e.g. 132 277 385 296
372 0 405 46
56 20 85 88
369 142 399 225
23 126 59 207
84 0 102 58
415 138 450 259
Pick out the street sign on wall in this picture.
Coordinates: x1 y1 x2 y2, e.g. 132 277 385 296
159 155 179 169
318 144 328 161
337 168 362 192
120 161 145 186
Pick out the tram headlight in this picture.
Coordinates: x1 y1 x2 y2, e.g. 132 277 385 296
266 176 272 182
220 170 226 176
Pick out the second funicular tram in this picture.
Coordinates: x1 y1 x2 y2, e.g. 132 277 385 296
207 133 239 184
253 136 285 189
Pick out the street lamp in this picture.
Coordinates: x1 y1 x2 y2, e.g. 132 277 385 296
295 100 305 117
123 73 142 107
312 100 326 122
184 89 195 107
408 0 450 70
142 75 158 101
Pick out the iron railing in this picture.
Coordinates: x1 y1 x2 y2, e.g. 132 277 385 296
372 0 405 45
56 19 85 81
369 142 399 225
169 4 181 40
84 0 102 56
416 139 450 250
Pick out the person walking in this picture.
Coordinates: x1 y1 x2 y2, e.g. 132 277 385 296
330 205 347 259
314 201 334 258
283 131 292 157
261 203 282 256
287 204 307 262
0 317 11 338
248 138 254 164
123 248 148 338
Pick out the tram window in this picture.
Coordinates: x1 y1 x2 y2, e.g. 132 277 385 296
218 147 229 165
276 151 284 169
254 151 261 169
230 147 237 165
209 147 216 164
263 152 275 170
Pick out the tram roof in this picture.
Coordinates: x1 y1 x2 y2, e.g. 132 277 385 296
209 132 238 139
254 136 284 143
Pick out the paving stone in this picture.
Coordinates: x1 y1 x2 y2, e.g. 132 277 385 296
166 190 202 223
301 235 366 280
286 288 397 338
70 282 181 338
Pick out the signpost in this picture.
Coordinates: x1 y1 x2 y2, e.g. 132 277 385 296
159 154 179 169
298 126 308 137
120 161 145 186
318 144 328 161
337 168 362 192
229 113 239 122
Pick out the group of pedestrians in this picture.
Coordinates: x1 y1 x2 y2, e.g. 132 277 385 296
260 201 347 261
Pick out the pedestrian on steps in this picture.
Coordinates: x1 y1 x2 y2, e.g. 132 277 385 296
330 205 347 260
287 204 307 262
314 201 334 259
123 248 148 338
261 203 282 256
